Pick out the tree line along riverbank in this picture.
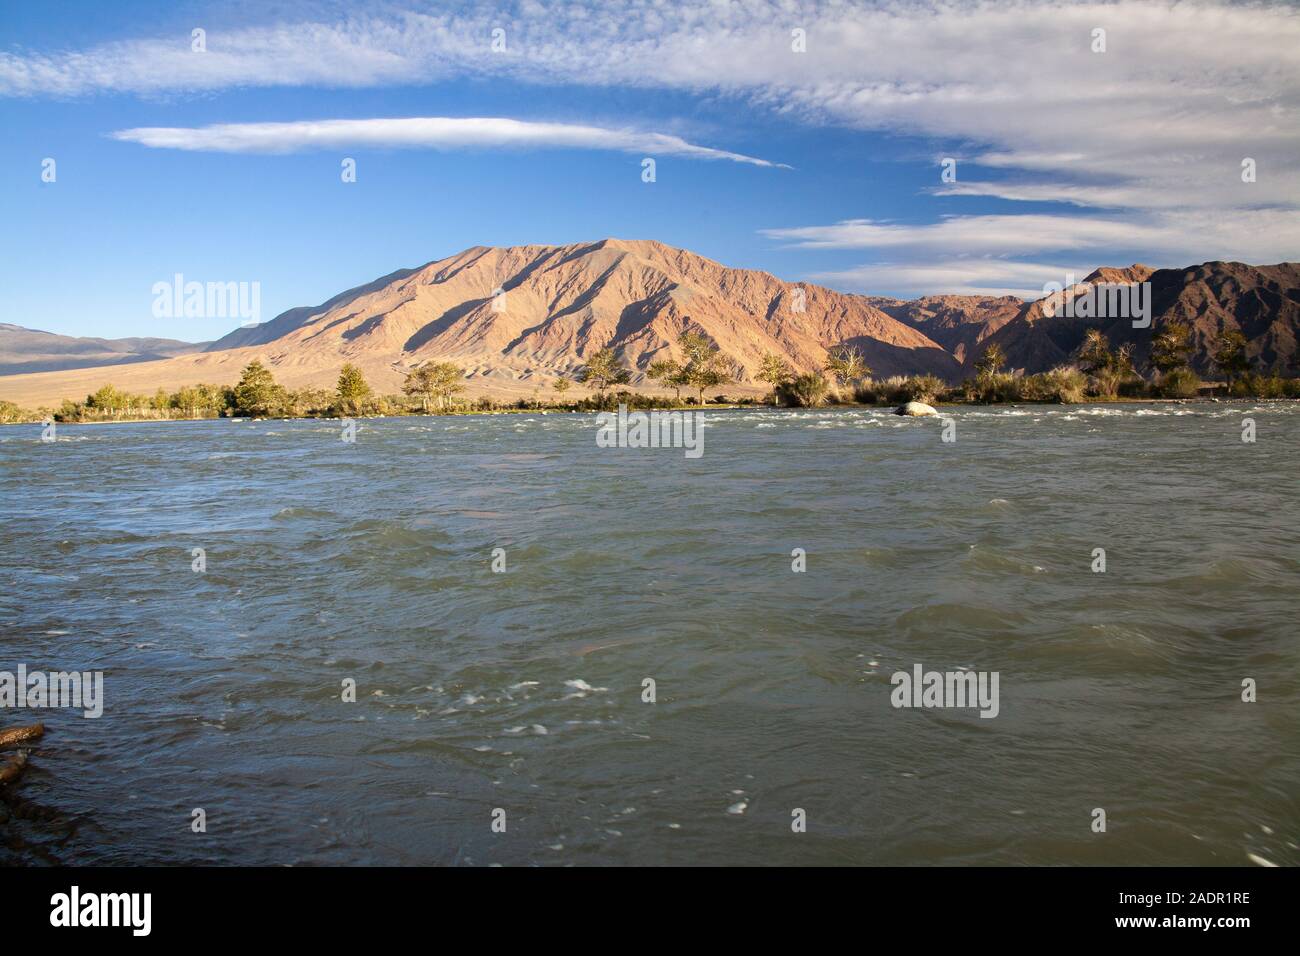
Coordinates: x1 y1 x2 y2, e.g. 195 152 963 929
2 328 1297 425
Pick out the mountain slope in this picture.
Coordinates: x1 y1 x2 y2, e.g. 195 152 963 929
2 244 1299 409
975 262 1300 376
199 238 960 384
867 294 1024 365
0 324 207 375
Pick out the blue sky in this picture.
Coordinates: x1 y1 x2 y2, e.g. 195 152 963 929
3 1 1298 342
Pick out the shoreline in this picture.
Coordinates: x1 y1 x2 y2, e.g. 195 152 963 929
2 395 1290 428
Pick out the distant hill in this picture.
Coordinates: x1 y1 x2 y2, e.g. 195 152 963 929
967 262 1300 377
0 323 207 375
1 242 1297 407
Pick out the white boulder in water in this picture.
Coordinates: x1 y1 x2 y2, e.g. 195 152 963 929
896 401 939 417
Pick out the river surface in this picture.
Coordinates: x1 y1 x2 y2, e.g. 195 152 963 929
1 403 1297 865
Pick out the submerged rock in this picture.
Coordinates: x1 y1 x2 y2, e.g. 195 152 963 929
895 401 939 417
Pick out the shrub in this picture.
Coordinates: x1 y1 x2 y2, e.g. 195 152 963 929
1118 376 1150 398
854 375 909 404
778 372 830 407
1232 373 1291 398
1020 366 1087 403
900 374 947 404
1157 367 1201 398
0 399 36 424
962 372 1021 404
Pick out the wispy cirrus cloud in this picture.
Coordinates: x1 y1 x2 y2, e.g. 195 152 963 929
762 216 1172 257
773 206 1300 298
110 116 787 166
810 259 1083 300
8 1 1300 294
8 1 1299 210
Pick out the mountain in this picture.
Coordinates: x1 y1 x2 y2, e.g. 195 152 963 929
1 242 1298 409
866 294 1024 365
0 324 207 375
196 238 959 383
973 262 1300 376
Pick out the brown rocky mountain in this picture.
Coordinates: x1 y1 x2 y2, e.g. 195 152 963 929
1 243 1297 408
866 294 1024 365
0 239 957 406
0 323 207 375
970 261 1300 377
196 238 960 382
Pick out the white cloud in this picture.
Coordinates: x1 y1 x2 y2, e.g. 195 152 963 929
6 1 1300 291
110 116 786 165
772 207 1300 297
762 215 1171 256
811 259 1081 299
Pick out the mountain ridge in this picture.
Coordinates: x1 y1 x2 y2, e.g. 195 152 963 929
2 241 1298 408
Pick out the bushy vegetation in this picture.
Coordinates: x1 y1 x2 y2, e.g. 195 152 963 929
854 374 947 405
776 372 831 407
7 321 1300 428
1230 372 1300 399
0 399 38 424
1018 366 1088 404
1156 366 1202 398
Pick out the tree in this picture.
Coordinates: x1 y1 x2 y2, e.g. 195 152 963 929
577 348 631 395
172 385 204 418
552 377 572 400
1150 321 1193 374
336 363 373 415
824 345 869 387
975 343 1007 379
1212 329 1250 385
233 360 285 417
1075 330 1111 375
86 384 126 416
402 362 464 412
647 358 685 401
757 353 792 406
677 330 733 405
197 384 231 416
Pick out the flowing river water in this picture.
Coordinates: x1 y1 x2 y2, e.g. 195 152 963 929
1 403 1296 865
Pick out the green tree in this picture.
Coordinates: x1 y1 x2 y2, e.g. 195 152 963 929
1150 321 1193 373
86 384 126 416
402 362 464 412
646 358 684 401
1075 330 1111 375
552 377 572 400
968 342 1012 403
677 330 733 405
233 360 284 417
577 348 632 395
975 343 1007 378
757 353 792 406
172 385 204 418
1212 329 1251 385
824 345 869 387
335 363 373 415
198 384 230 416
